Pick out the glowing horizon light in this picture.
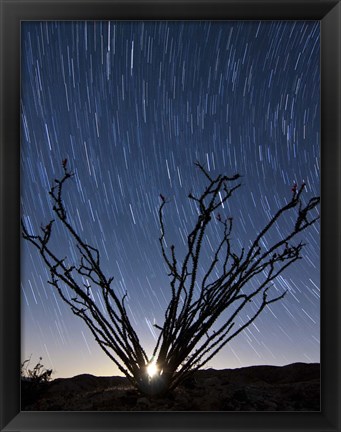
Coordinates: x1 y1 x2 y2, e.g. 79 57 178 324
146 360 158 378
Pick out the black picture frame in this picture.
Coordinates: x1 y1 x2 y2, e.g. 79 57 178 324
0 0 340 431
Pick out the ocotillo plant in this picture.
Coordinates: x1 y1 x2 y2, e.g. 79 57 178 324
22 161 320 396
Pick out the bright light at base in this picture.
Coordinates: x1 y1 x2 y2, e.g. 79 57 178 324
146 360 158 378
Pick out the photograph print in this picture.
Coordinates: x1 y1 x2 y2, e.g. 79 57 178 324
20 20 320 411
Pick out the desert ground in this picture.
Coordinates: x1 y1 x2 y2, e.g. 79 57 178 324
21 362 320 411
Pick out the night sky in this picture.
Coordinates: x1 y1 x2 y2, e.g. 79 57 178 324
21 21 320 379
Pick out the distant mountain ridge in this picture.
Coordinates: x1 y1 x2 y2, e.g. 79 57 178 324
22 362 320 411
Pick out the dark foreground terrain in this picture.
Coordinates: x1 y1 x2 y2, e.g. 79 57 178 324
21 362 320 411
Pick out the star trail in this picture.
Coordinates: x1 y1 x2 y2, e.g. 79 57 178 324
21 21 320 379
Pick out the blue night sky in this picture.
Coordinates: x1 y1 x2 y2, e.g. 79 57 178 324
21 21 320 379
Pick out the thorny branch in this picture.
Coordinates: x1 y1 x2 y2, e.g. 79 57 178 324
153 162 319 389
22 163 148 383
